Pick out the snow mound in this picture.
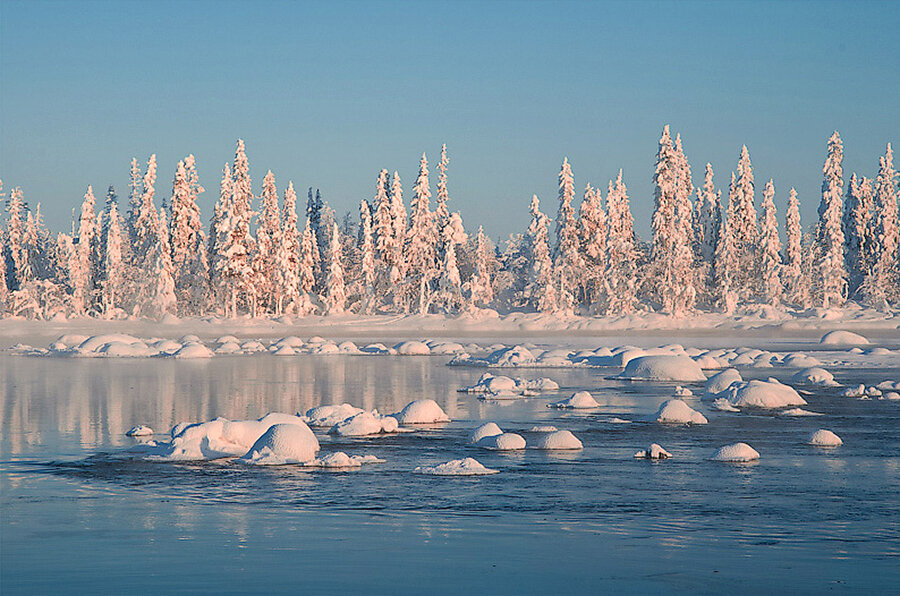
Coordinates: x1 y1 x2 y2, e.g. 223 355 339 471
468 422 503 444
329 411 398 436
306 452 385 468
414 458 499 476
779 408 823 417
172 343 214 359
705 368 743 396
239 423 321 465
807 429 842 447
617 355 706 382
634 443 671 459
394 341 431 355
272 345 295 356
791 367 839 387
302 403 364 427
783 353 822 368
655 399 708 424
488 345 537 367
723 379 806 409
393 399 450 424
884 392 900 401
841 384 866 398
548 391 599 409
710 442 759 462
532 430 583 450
529 425 558 432
675 386 693 397
712 398 740 412
126 425 154 437
461 373 559 396
476 432 526 450
820 330 869 345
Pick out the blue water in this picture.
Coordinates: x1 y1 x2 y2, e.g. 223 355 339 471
2 341 899 593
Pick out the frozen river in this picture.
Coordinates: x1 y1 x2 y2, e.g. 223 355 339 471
2 333 899 593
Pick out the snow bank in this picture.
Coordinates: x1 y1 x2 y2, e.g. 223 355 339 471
393 399 450 424
414 458 499 476
705 368 743 396
655 399 708 424
126 425 154 437
617 355 706 382
710 442 759 462
239 423 321 465
476 432 526 450
807 429 842 447
722 379 806 409
791 367 839 387
820 330 869 345
548 391 599 409
329 411 399 436
468 422 503 444
634 443 671 459
302 403 364 427
532 430 583 450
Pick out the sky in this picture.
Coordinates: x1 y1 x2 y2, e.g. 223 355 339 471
1 0 898 241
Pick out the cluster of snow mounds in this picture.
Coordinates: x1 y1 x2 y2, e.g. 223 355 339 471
414 458 499 476
634 444 672 460
392 400 450 424
459 373 559 398
465 423 526 450
329 411 399 437
807 429 843 447
616 355 707 382
719 379 807 409
655 399 708 425
820 330 869 345
710 443 760 462
791 367 839 387
548 391 600 409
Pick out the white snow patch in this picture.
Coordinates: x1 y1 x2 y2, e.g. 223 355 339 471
779 408 823 417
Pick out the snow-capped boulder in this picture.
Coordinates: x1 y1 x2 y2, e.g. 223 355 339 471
172 343 214 359
840 384 866 398
710 442 759 462
634 444 671 459
476 432 526 450
393 399 450 424
329 411 398 436
414 458 499 476
705 368 743 396
302 404 364 427
722 379 806 409
238 423 320 465
807 429 842 447
272 345 296 356
617 355 706 382
468 422 503 444
486 345 536 367
655 399 708 424
394 341 431 355
532 430 583 450
820 330 869 345
548 391 600 409
126 425 154 437
791 367 839 387
782 353 822 368
675 386 693 397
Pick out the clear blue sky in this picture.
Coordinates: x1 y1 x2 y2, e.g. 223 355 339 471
2 0 898 240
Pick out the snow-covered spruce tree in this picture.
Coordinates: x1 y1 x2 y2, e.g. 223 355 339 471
0 228 7 309
578 182 606 308
650 126 695 316
695 163 720 265
323 221 346 314
553 157 583 313
133 154 160 261
435 211 466 312
74 185 100 313
356 199 376 314
146 209 176 318
758 179 782 305
277 181 302 314
468 226 495 308
603 171 638 315
168 156 208 314
208 163 232 312
371 169 394 306
405 153 438 314
435 144 451 234
524 195 557 312
388 171 407 291
298 217 319 313
712 204 738 314
814 131 846 308
673 133 696 311
126 157 143 245
783 188 808 308
99 199 125 315
306 187 326 264
253 170 283 314
862 143 899 307
727 145 758 301
5 186 26 291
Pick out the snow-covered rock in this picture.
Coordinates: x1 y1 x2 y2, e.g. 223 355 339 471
655 399 708 424
791 367 839 387
238 423 320 465
329 411 399 436
172 343 214 359
674 386 693 397
710 442 759 462
486 345 537 367
782 353 822 368
531 430 583 450
476 432 526 450
704 369 744 397
634 443 671 459
302 404 365 427
617 355 706 382
807 429 842 447
840 384 866 398
468 422 503 444
126 425 154 437
306 452 384 468
414 458 499 476
820 330 869 345
393 399 450 424
712 398 740 412
722 379 806 409
548 391 599 409
394 341 431 355
884 392 900 401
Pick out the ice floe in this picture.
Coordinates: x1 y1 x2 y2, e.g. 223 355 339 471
329 411 399 437
704 368 743 396
302 404 365 427
468 422 503 444
126 425 154 437
791 367 839 386
779 408 823 416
